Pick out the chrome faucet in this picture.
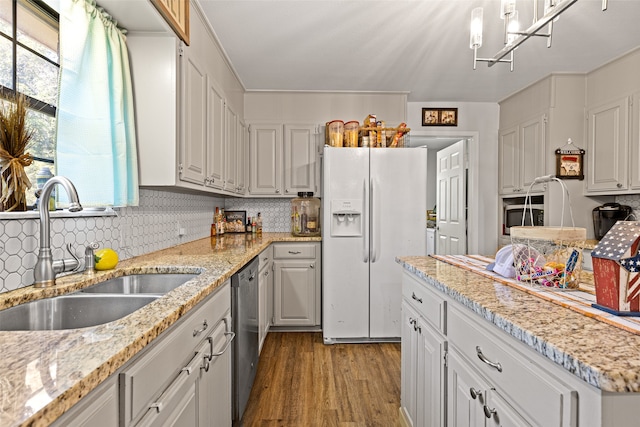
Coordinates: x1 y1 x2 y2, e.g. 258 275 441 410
33 176 83 287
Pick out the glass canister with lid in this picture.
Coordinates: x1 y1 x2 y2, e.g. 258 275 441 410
291 192 321 236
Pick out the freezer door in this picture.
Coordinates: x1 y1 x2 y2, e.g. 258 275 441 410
369 148 427 338
322 147 370 341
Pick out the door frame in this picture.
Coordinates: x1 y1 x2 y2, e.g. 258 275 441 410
410 130 480 255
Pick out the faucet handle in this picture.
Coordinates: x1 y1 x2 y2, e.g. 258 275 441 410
84 242 100 272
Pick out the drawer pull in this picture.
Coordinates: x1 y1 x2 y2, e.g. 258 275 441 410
201 357 210 373
483 405 497 419
288 250 301 255
208 318 236 359
193 319 209 337
476 346 503 372
411 292 423 303
469 387 483 400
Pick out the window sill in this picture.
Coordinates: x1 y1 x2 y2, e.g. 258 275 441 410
0 207 117 220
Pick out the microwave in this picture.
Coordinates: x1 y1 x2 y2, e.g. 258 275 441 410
503 204 544 235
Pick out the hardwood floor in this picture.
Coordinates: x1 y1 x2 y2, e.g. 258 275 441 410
240 332 402 427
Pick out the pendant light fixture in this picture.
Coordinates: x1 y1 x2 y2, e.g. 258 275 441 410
470 0 609 71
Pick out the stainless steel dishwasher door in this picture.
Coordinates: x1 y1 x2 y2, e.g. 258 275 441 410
231 256 259 424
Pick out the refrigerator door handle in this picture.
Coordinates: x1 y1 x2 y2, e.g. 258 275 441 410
371 177 377 263
363 178 369 263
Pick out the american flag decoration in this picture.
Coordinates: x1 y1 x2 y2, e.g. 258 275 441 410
592 221 640 315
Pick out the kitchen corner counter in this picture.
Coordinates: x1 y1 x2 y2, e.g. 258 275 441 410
0 232 320 427
397 255 640 394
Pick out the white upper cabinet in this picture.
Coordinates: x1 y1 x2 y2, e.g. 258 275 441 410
249 124 283 196
127 1 245 197
249 123 317 197
206 82 226 190
585 96 630 193
283 124 317 196
180 46 208 186
237 119 248 195
498 114 546 195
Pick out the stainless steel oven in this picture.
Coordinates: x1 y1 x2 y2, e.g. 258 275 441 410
503 204 544 235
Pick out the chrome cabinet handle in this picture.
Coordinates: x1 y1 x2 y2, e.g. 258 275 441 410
411 292 423 303
310 264 315 269
210 332 235 358
275 189 280 193
617 183 623 188
476 346 503 372
469 387 483 400
288 250 301 255
201 357 210 373
484 405 497 419
193 319 208 337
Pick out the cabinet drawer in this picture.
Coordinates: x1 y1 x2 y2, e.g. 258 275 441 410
402 271 445 333
448 305 576 427
258 246 273 272
273 243 317 259
120 281 230 426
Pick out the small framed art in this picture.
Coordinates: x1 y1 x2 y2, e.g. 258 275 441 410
422 108 458 126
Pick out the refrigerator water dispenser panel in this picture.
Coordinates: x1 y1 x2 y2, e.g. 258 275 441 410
330 199 362 237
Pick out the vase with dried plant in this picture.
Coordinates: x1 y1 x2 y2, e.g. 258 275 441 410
0 92 33 211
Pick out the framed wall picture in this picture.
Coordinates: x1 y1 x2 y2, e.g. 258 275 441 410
422 108 458 126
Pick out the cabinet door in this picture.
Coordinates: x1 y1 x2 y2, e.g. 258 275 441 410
198 316 233 427
401 302 419 427
51 376 118 427
236 119 247 194
273 259 317 326
586 97 629 192
180 54 207 186
485 390 532 427
224 106 238 192
249 124 282 195
447 350 487 427
206 83 225 190
283 124 316 195
258 265 270 352
416 316 445 427
498 126 519 194
520 115 545 190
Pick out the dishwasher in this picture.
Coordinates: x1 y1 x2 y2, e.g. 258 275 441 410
231 256 259 425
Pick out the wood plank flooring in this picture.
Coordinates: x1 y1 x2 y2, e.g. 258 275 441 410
240 332 402 427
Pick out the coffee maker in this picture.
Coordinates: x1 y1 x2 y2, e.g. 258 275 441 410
592 203 633 240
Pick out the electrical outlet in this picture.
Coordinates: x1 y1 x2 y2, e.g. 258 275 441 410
177 222 186 237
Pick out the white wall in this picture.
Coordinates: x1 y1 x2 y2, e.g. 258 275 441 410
407 102 500 256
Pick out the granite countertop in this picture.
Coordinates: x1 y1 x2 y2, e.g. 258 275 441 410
0 232 320 427
397 255 640 394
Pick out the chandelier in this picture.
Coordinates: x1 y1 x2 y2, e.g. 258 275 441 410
470 0 609 71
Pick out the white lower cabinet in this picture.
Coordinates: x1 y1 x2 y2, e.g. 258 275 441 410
272 242 321 327
447 349 531 427
401 271 579 427
401 272 446 427
51 376 118 427
258 246 273 352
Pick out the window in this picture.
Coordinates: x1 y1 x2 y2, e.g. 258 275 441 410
0 0 59 207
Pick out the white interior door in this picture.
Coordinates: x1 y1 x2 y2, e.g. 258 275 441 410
436 140 466 255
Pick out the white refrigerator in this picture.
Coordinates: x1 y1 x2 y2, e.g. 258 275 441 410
322 146 427 343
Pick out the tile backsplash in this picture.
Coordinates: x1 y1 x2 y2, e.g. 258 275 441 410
0 189 224 293
225 198 292 232
616 194 640 219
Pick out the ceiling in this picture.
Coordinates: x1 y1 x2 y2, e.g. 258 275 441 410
196 0 640 103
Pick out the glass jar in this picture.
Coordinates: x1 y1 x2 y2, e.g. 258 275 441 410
291 192 321 236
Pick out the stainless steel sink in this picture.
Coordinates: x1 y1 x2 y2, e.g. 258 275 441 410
79 273 198 295
0 294 159 331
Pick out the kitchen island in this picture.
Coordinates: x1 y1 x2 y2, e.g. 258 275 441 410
0 232 320 427
398 255 640 427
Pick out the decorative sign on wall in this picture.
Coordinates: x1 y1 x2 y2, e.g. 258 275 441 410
422 108 458 127
555 138 584 180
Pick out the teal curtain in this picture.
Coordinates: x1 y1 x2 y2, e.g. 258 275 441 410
56 0 138 207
